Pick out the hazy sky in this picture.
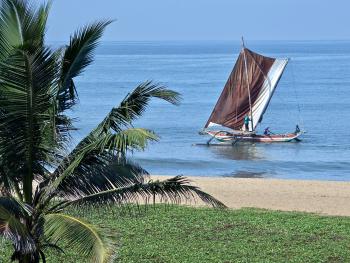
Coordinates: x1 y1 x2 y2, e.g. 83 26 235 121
44 0 349 41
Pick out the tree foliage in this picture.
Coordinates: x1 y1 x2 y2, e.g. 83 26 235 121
0 1 225 262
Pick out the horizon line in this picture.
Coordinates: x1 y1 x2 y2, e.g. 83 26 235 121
46 39 350 43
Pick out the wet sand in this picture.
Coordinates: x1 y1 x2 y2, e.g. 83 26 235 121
152 176 350 216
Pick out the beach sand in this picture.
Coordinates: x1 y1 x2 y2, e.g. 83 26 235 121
152 176 350 216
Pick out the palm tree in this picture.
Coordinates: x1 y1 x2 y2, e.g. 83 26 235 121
0 0 225 262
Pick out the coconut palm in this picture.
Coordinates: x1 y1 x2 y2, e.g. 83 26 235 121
0 1 225 262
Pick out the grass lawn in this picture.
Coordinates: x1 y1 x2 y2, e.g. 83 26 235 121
1 205 350 262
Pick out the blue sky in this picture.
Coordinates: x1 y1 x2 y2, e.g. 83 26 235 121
44 0 349 41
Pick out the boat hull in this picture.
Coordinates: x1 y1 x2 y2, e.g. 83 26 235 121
206 131 302 143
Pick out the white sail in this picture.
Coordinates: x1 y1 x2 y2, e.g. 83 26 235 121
243 58 289 131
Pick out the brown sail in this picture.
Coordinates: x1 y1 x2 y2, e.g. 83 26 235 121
205 48 276 131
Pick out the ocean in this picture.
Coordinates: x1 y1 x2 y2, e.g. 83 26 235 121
71 41 350 181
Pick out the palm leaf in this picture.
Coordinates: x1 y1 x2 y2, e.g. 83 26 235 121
0 0 25 60
0 47 58 202
42 82 180 203
44 213 114 263
96 81 181 134
0 196 32 217
48 82 179 190
49 157 149 207
52 81 179 187
57 21 111 111
87 128 159 153
10 0 50 49
0 0 50 60
59 176 226 210
42 128 157 199
48 81 180 192
0 198 35 254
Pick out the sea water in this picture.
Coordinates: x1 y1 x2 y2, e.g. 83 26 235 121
71 41 350 181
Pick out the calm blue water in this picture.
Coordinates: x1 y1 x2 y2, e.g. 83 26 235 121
70 41 350 181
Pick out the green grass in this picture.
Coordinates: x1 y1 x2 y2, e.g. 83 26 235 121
2 205 350 262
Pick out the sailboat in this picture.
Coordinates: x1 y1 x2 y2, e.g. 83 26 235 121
202 40 303 144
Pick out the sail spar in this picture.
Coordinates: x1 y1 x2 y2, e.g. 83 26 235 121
205 48 288 131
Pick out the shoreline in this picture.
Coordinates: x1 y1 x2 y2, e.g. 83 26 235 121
151 175 350 216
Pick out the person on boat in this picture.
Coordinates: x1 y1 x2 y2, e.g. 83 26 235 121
244 115 250 131
264 127 271 135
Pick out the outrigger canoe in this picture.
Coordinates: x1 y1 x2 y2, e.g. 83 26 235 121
205 130 302 144
201 39 303 145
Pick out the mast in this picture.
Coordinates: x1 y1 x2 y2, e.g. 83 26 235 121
241 37 254 131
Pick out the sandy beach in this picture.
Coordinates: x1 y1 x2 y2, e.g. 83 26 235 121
152 176 350 216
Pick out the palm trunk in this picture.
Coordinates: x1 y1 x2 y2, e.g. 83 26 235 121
17 252 40 263
23 176 33 204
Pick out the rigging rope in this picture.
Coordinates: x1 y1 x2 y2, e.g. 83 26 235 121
290 59 305 131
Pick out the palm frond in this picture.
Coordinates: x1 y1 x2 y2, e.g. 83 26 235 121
42 128 157 200
11 0 50 49
60 176 226 209
0 198 35 253
44 213 114 263
0 47 58 202
0 196 32 217
96 81 181 134
57 20 111 111
42 82 180 203
48 82 179 191
0 0 50 60
49 157 148 207
0 0 25 60
33 1 51 40
93 128 159 153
